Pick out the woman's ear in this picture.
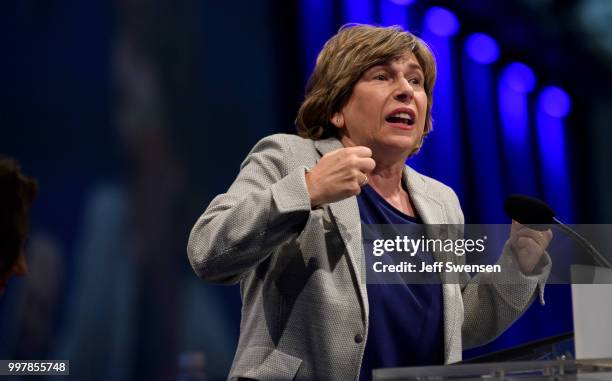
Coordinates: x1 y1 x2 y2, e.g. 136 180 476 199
330 113 344 128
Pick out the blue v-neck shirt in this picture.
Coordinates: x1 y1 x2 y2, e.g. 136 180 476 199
356 185 444 381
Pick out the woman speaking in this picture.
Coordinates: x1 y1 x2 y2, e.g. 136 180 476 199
188 24 552 381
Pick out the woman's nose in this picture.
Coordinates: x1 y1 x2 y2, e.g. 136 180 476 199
394 78 414 103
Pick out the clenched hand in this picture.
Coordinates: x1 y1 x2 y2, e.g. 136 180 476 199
305 146 376 208
509 220 553 274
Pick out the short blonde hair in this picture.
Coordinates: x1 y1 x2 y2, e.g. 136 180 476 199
295 24 436 155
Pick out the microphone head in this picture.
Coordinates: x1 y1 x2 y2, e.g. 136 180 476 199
504 194 556 229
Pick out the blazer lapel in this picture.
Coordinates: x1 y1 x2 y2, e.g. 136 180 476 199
402 166 446 224
314 138 369 322
403 165 462 363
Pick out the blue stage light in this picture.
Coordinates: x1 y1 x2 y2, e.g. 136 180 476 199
424 7 459 37
412 7 462 197
539 86 571 118
498 62 537 196
536 86 573 221
500 62 536 93
465 33 499 64
462 41 504 222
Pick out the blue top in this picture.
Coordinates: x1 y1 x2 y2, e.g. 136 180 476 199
357 184 444 381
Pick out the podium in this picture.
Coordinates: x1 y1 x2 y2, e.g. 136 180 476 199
373 265 612 380
373 358 612 380
571 265 612 360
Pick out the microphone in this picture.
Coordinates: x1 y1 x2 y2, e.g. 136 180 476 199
504 194 611 268
504 194 555 229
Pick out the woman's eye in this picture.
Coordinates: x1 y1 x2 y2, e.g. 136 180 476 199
374 74 388 80
408 78 422 85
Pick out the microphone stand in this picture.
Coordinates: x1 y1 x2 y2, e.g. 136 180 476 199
552 217 612 269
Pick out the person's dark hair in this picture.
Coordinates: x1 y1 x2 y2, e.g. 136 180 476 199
0 155 38 275
295 24 437 156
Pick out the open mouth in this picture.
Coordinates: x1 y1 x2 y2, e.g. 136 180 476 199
385 111 415 126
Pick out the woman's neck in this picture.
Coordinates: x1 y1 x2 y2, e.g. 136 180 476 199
339 133 416 215
369 158 417 217
368 161 404 196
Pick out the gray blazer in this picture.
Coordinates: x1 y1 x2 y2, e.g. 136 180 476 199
187 134 549 381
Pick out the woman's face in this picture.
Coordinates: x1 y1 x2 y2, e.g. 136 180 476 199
335 51 428 162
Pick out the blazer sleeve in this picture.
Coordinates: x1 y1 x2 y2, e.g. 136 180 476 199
187 134 313 284
442 187 552 349
461 243 551 349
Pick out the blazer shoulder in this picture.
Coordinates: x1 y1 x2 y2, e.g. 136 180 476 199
252 133 318 159
253 133 315 150
406 165 456 196
242 133 318 172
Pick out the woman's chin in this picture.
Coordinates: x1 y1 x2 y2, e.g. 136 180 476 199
383 135 418 150
371 139 417 161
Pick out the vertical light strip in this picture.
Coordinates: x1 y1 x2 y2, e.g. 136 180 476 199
498 62 537 196
299 0 334 78
536 86 573 221
411 7 463 198
463 33 504 222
